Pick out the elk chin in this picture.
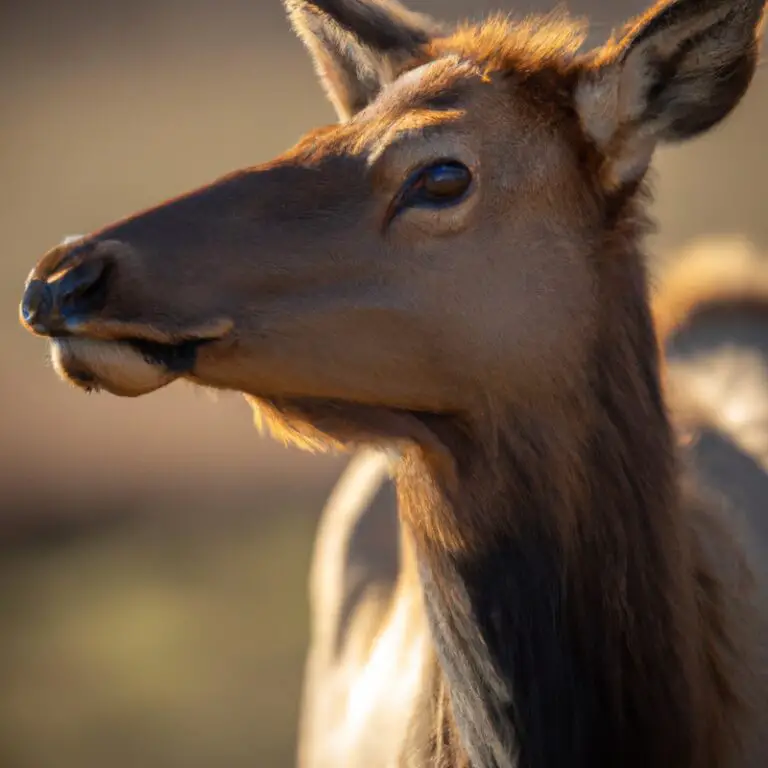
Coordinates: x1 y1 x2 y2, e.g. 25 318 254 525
50 337 180 396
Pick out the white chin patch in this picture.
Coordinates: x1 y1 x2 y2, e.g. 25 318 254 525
51 338 178 397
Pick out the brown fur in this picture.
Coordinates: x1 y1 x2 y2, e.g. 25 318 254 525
18 1 768 766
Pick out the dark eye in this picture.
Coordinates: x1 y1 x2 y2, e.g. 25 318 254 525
396 161 472 214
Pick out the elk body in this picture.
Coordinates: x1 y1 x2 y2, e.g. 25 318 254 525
19 1 768 766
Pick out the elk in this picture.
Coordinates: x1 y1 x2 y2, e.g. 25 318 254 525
18 0 768 766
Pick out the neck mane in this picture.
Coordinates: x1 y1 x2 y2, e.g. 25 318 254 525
396 232 733 768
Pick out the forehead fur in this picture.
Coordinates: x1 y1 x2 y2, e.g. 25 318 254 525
432 13 588 75
290 14 591 161
366 13 590 131
355 56 479 122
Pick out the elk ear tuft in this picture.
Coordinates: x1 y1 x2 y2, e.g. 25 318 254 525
284 0 441 121
576 0 766 188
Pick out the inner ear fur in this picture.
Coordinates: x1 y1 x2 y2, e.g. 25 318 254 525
575 0 766 188
284 0 441 121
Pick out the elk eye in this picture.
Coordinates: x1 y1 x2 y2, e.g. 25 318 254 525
401 161 472 210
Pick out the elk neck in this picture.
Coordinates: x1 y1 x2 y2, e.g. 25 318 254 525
395 230 721 768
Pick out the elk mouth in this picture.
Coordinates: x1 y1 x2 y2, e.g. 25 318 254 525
122 336 208 373
48 322 232 397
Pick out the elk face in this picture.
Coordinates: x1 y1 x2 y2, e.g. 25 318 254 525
19 0 765 436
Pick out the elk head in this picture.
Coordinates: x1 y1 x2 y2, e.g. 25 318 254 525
19 0 766 447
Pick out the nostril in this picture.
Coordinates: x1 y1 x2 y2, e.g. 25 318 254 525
21 280 53 329
55 257 114 318
20 242 118 337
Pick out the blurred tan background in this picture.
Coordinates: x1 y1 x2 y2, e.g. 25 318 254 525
1 1 765 766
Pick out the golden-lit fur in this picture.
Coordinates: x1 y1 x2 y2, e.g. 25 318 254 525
18 1 768 766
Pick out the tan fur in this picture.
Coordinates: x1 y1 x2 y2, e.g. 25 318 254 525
18 1 768 766
656 239 768 444
654 237 768 345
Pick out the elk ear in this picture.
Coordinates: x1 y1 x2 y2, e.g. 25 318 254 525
284 0 441 121
576 0 765 189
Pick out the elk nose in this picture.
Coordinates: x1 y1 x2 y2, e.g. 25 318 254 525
21 257 112 336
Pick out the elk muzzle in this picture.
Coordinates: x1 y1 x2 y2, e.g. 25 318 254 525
19 237 232 396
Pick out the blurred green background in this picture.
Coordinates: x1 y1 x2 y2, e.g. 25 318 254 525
1 1 766 766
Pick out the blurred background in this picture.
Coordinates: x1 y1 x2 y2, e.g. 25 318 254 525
1 1 765 766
